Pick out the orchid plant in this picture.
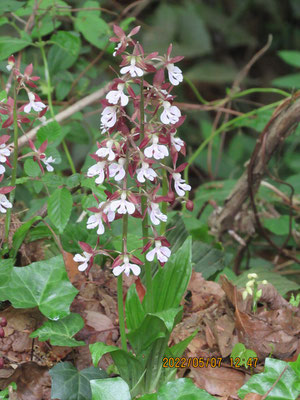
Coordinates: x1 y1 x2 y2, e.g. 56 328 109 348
71 25 196 396
73 25 191 310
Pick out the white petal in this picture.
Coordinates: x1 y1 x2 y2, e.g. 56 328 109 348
73 254 87 262
146 248 156 262
175 182 185 197
130 263 141 276
78 262 89 271
95 171 105 184
125 201 135 215
113 265 125 276
110 200 121 212
160 110 169 124
120 92 129 106
114 167 125 181
0 164 5 174
24 103 32 113
144 145 154 158
120 66 131 75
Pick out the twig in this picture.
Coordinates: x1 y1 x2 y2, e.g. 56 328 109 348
261 365 288 400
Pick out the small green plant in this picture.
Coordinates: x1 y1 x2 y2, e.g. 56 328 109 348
0 382 17 400
289 293 300 307
242 273 268 313
230 343 257 369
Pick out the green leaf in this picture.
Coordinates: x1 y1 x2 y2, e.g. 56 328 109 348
231 343 257 369
11 216 42 259
157 378 215 399
0 256 78 319
127 309 182 354
30 313 85 347
48 188 73 233
144 237 192 312
263 215 295 236
37 121 61 143
24 158 41 177
74 1 111 50
192 241 225 279
50 362 107 400
125 284 146 331
0 33 32 60
0 1 25 13
233 266 300 297
289 354 300 378
89 342 143 390
278 50 300 68
48 31 81 73
0 382 17 399
272 73 300 89
0 259 13 287
238 358 300 400
90 377 131 400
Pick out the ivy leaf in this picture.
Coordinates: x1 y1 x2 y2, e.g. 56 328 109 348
50 362 107 400
90 377 131 400
0 256 78 320
0 259 13 287
155 378 215 400
30 313 85 347
48 188 73 233
238 358 300 400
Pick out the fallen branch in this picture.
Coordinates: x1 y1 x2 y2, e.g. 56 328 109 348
209 95 300 238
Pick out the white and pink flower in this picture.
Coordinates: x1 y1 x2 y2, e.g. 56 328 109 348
0 143 10 174
120 58 143 77
146 240 171 263
106 83 129 107
42 156 55 172
136 162 157 183
112 255 141 277
87 203 115 235
144 136 169 160
96 140 116 161
0 194 12 214
148 202 167 225
166 64 183 86
109 158 126 181
73 251 92 272
100 106 117 131
24 92 46 114
110 192 135 215
160 101 181 125
173 173 191 197
87 161 106 184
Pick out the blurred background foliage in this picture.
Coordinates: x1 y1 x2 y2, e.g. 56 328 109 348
1 0 300 289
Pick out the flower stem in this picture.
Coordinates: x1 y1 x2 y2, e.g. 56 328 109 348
140 80 153 312
4 83 19 244
160 169 168 236
38 36 76 174
118 213 128 351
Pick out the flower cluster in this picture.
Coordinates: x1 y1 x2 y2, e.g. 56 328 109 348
0 56 52 214
74 25 192 276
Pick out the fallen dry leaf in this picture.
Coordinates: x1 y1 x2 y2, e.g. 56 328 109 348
191 365 245 398
0 362 51 400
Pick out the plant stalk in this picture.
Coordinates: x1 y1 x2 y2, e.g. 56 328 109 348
38 37 76 174
4 83 19 243
118 213 128 351
140 80 153 312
